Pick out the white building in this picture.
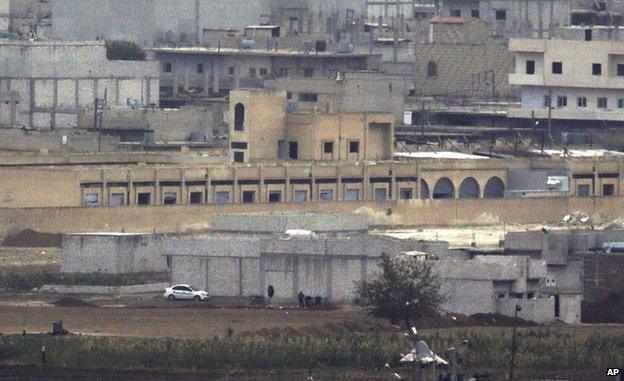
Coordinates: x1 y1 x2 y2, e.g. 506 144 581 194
508 38 624 122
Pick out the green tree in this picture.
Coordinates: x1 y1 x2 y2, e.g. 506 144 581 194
355 253 443 327
105 40 145 61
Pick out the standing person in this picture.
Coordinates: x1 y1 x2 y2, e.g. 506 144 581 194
267 285 275 307
298 291 305 309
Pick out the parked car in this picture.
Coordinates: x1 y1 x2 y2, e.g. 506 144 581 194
164 284 208 301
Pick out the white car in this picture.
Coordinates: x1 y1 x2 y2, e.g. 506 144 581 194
164 284 208 301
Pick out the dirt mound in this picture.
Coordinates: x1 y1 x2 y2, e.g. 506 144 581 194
2 229 61 248
53 298 94 308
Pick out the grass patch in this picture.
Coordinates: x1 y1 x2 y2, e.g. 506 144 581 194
0 272 169 291
0 329 622 375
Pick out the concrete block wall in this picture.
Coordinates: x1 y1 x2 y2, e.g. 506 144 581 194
211 213 369 233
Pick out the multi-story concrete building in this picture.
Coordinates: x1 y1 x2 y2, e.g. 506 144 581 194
0 0 51 36
0 40 159 129
508 38 624 123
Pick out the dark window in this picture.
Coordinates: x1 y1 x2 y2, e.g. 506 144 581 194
228 66 234 75
286 92 292 100
110 193 125 206
230 141 248 149
585 29 592 41
242 191 255 203
164 63 172 72
349 141 360 153
617 64 624 76
400 188 413 200
216 191 230 204
598 97 608 109
619 99 624 109
319 189 334 201
249 67 256 77
259 68 268 76
578 97 587 107
277 68 288 77
323 141 334 154
84 193 100 207
577 184 590 197
603 184 615 196
374 188 387 201
268 191 282 203
556 96 567 107
197 64 203 73
234 103 245 131
233 151 245 163
163 192 177 205
298 93 318 102
552 62 562 74
289 142 298 159
190 192 204 204
495 9 506 20
543 95 551 108
526 60 535 75
137 192 151 205
303 67 314 77
471 9 480 18
427 61 437 77
450 9 461 17
592 63 602 76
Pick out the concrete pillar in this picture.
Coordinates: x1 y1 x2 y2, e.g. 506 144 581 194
203 59 210 95
538 0 543 38
183 65 190 92
51 79 58 129
233 61 241 90
173 62 179 97
549 0 554 38
212 60 220 95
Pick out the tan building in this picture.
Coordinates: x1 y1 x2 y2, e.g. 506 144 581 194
508 38 624 122
228 89 394 163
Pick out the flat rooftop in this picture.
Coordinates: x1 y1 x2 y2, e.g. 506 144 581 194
151 46 380 58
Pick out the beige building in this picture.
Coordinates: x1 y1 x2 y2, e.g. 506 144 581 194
228 89 394 163
508 38 624 121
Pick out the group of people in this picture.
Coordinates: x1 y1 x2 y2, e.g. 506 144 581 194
266 286 322 309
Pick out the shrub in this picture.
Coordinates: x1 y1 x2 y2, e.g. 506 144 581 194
105 40 145 61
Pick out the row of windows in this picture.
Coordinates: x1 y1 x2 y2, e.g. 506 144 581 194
83 187 412 207
544 95 624 109
449 9 506 19
162 63 315 78
526 60 624 77
232 139 360 163
577 184 615 197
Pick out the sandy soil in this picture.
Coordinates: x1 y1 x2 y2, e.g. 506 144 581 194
0 247 60 272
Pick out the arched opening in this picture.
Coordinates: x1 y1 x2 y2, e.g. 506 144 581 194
234 103 245 131
458 177 480 198
433 178 455 199
427 61 437 77
484 177 505 198
420 179 430 199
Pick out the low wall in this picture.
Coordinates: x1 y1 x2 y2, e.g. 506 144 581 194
40 283 168 294
1 196 623 236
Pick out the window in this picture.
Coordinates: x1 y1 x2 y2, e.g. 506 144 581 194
163 63 172 73
543 95 551 108
233 151 245 163
374 188 387 201
598 97 608 109
592 63 602 76
190 192 204 204
349 141 360 154
84 193 99 207
450 9 461 17
577 97 587 107
400 188 413 200
585 29 592 41
268 191 282 203
345 189 359 201
319 189 334 201
197 64 203 74
619 99 624 109
603 184 615 196
471 9 480 18
288 142 298 159
163 192 177 205
249 67 256 77
110 193 125 206
259 68 268 76
216 191 230 204
577 184 590 197
277 68 288 77
234 103 245 131
298 93 318 102
230 142 248 149
286 92 292 100
427 61 437 77
228 66 234 75
618 64 624 76
242 191 255 203
303 67 314 77
137 192 151 205
495 9 507 20
525 60 535 75
552 62 562 74
294 190 307 203
323 141 334 154
556 96 567 108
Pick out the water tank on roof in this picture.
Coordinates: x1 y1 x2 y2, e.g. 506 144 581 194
335 40 355 53
189 131 207 142
241 38 257 49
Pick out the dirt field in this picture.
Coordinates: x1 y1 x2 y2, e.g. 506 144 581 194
0 247 59 273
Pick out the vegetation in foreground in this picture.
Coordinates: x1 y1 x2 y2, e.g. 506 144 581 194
0 329 622 377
